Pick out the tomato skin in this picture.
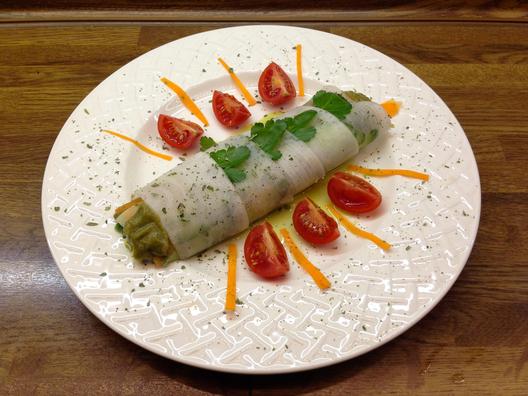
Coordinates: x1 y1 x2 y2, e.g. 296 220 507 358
244 222 289 279
327 172 382 214
258 62 296 106
293 198 340 245
212 90 251 128
157 114 203 149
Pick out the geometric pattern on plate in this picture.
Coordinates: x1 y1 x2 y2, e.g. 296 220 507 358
42 25 480 374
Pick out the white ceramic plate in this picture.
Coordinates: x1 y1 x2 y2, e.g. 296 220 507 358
42 25 480 374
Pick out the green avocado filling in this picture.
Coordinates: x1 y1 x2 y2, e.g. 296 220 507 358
338 90 377 149
122 203 178 264
344 90 371 102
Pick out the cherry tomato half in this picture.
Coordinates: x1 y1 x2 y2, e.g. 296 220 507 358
327 172 382 214
244 222 289 279
212 90 251 128
293 198 340 245
157 114 203 149
258 62 296 106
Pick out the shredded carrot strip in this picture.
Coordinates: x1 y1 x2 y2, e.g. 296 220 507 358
327 205 391 250
279 229 330 290
153 256 165 268
101 129 173 161
381 99 401 118
114 197 143 217
295 44 305 97
160 77 209 126
225 243 238 312
348 164 429 181
217 58 257 106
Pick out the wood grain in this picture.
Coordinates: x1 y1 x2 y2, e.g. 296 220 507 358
1 21 527 395
1 1 527 22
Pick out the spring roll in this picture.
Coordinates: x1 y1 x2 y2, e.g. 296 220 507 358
114 89 391 263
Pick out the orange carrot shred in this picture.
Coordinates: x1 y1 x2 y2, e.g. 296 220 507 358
327 205 391 251
348 164 429 181
295 44 305 97
280 228 331 290
381 99 401 118
101 129 173 161
225 243 238 312
217 58 257 106
160 77 209 126
114 197 143 218
153 256 165 268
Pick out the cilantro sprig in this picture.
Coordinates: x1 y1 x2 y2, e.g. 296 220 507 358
209 145 250 183
312 90 352 120
283 110 317 142
200 136 217 151
250 119 288 160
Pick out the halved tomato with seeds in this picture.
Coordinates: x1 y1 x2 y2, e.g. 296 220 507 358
212 90 251 128
157 114 203 149
327 172 382 214
293 198 340 245
258 62 296 106
244 222 289 279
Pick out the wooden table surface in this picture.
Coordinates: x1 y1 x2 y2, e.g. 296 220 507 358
1 3 528 395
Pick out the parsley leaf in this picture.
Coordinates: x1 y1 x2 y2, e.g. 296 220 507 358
283 110 318 142
224 167 247 183
351 127 365 147
349 127 378 148
312 90 352 120
209 145 250 183
210 145 250 168
250 119 288 160
200 136 217 151
291 126 316 142
285 110 317 132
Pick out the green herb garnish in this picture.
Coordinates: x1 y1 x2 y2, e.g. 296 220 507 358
312 90 352 120
200 136 217 151
224 168 247 183
365 129 378 145
291 127 316 142
210 145 250 183
283 110 317 142
210 145 250 168
344 91 371 102
250 119 288 160
286 110 317 131
352 128 365 146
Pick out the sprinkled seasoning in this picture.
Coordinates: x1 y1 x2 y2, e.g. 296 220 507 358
45 32 480 371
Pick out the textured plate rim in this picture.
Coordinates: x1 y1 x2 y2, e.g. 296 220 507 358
41 24 481 375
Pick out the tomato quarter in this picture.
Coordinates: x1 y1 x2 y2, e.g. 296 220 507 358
327 172 382 214
244 222 289 279
157 114 203 149
258 62 296 106
212 90 251 128
293 198 340 244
